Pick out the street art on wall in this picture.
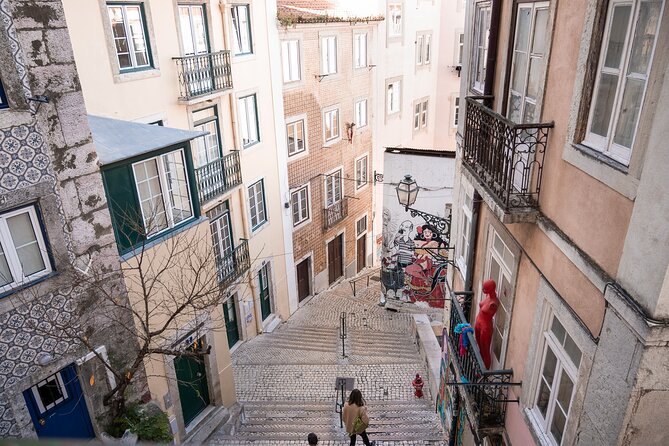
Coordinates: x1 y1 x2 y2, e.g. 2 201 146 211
380 207 449 308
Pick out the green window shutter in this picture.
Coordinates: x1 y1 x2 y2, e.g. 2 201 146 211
102 165 143 254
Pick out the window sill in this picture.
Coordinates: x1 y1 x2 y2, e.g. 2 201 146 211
120 217 206 260
287 150 309 162
355 183 369 194
113 68 161 84
562 141 638 200
242 141 261 150
292 218 312 232
251 220 269 235
232 52 255 63
0 271 57 301
323 137 342 147
523 408 556 446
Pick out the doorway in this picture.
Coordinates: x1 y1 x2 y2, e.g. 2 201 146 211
23 363 95 439
328 234 344 285
223 295 240 348
357 234 367 273
175 337 211 426
259 263 272 321
296 257 311 302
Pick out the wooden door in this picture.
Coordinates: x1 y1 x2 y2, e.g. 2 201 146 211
328 234 343 284
223 296 240 348
175 338 210 426
357 234 366 273
297 258 311 302
259 263 272 321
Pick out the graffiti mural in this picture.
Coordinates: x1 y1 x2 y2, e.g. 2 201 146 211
380 207 449 308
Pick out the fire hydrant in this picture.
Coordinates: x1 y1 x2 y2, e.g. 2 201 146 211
412 373 424 398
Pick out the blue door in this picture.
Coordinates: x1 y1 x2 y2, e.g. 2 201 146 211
23 363 95 439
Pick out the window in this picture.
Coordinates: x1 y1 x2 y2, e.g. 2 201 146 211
417 32 432 65
533 315 582 445
507 2 550 124
457 32 464 65
388 3 403 37
387 80 401 115
456 187 473 274
248 179 267 230
355 99 368 128
416 35 424 65
0 78 7 110
238 94 259 147
453 96 460 127
192 107 221 167
413 99 428 130
355 156 368 189
291 185 310 226
107 4 151 70
30 372 68 414
281 39 301 83
0 206 52 293
231 4 252 55
425 34 432 64
208 202 234 277
583 0 663 165
471 2 492 92
324 170 342 207
324 108 340 142
286 119 306 156
484 228 515 367
321 36 337 75
356 215 367 236
178 4 208 55
132 149 193 236
354 33 368 68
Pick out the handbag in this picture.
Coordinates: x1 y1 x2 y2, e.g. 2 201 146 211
352 407 369 434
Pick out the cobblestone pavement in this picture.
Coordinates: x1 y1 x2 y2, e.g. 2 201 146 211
208 271 446 445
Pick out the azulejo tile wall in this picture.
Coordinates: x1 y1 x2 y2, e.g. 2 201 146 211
0 123 51 192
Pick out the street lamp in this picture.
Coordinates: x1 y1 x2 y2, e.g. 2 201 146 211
396 174 419 210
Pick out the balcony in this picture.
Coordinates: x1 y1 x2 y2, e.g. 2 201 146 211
322 198 348 231
446 296 515 437
462 96 553 221
174 51 233 101
195 151 242 205
218 240 250 287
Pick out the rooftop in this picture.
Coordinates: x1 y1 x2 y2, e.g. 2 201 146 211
277 0 383 24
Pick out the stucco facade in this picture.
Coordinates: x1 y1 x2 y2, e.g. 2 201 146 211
448 1 669 445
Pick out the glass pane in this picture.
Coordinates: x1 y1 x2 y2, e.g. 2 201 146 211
492 328 503 362
515 7 531 52
134 51 148 66
118 54 131 69
556 369 574 410
550 402 567 444
604 5 632 69
162 152 193 225
509 92 522 123
8 213 46 276
37 377 64 408
489 257 501 285
115 38 129 53
628 1 661 75
590 73 618 137
564 334 582 368
179 6 194 55
542 346 558 387
537 378 551 417
0 243 13 286
191 6 207 54
551 317 566 344
531 8 549 54
15 243 46 276
613 77 644 148
526 57 543 101
511 52 527 94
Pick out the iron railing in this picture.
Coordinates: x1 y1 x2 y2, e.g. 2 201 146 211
195 151 242 204
322 198 348 231
462 96 553 211
218 240 250 287
174 51 233 100
448 296 514 429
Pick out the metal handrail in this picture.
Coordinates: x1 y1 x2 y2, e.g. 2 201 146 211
195 151 242 204
339 312 347 358
217 239 250 286
173 50 233 100
322 198 348 231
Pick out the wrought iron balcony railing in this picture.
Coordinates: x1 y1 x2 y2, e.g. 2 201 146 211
174 51 232 100
462 96 553 211
195 151 242 204
322 198 348 231
217 239 250 287
448 296 514 431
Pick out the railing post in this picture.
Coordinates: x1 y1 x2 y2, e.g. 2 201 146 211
340 311 347 358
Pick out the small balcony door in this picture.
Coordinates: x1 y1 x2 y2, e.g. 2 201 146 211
259 263 272 321
178 4 209 56
223 295 240 348
296 257 311 302
328 234 344 284
506 2 550 192
209 203 234 282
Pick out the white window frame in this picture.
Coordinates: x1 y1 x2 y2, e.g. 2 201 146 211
416 34 424 65
31 372 68 414
286 117 307 157
471 1 492 93
0 205 53 293
355 99 368 128
354 32 368 68
321 35 338 75
281 39 301 83
453 96 461 127
531 314 581 446
416 32 432 66
231 4 253 55
387 79 402 115
583 0 665 166
456 31 465 65
290 184 311 228
455 184 473 276
107 3 152 71
323 107 340 143
132 149 194 238
355 155 369 190
178 4 209 56
413 98 428 131
238 93 259 148
425 33 432 64
388 3 403 38
248 179 267 231
324 168 343 208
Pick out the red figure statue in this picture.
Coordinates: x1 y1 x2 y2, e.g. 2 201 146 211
412 373 424 398
475 279 499 369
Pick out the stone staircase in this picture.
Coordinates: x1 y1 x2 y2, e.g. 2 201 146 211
349 329 420 363
208 399 445 444
264 325 339 353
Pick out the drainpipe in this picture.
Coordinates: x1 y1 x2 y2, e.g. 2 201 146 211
464 191 482 294
483 0 502 108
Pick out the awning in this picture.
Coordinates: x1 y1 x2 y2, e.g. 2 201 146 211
88 115 207 166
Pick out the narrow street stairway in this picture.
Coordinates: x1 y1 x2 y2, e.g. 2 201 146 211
208 273 446 445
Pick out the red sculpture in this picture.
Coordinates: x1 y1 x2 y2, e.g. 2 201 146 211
475 279 499 369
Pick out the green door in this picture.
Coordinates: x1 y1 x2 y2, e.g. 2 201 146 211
259 264 272 321
224 297 240 348
174 339 210 426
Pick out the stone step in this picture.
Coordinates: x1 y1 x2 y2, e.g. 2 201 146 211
242 417 439 426
242 400 433 409
237 425 443 436
265 335 337 345
278 326 340 335
271 329 339 338
348 344 418 354
212 431 446 442
257 342 338 353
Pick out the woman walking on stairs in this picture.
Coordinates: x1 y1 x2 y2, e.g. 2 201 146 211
343 389 376 446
